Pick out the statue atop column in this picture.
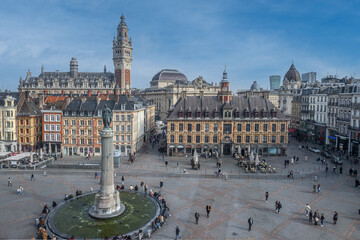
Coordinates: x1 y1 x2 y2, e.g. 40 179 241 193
102 104 112 129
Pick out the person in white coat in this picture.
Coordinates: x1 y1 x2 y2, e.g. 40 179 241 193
305 204 311 216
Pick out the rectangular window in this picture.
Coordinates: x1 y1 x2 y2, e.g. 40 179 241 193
255 124 259 132
213 135 218 143
45 133 49 141
72 120 76 125
171 124 175 131
196 136 200 143
280 136 285 143
88 120 92 126
213 124 218 132
64 120 69 126
188 124 192 132
237 124 242 132
246 124 250 132
50 125 55 131
121 135 125 141
127 135 131 142
205 124 209 132
205 136 209 143
45 124 49 131
281 124 285 132
56 134 61 141
179 135 183 143
179 124 183 132
65 129 69 135
44 115 49 122
56 124 60 131
81 139 85 144
72 129 76 135
223 124 232 134
272 136 276 143
121 125 125 132
263 136 267 143
72 138 76 144
65 138 69 144
272 124 276 132
50 134 55 141
116 125 119 131
127 125 131 132
170 135 174 143
246 136 250 143
121 115 125 121
127 115 131 121
56 115 60 122
263 124 268 132
80 120 85 126
88 130 92 135
116 115 119 121
116 135 119 141
98 120 102 126
81 130 85 135
187 135 192 143
50 115 55 122
196 124 201 132
88 139 92 145
237 135 241 143
254 135 259 143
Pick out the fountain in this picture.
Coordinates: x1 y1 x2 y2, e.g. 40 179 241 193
46 105 161 239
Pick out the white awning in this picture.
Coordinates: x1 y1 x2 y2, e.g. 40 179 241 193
3 152 31 161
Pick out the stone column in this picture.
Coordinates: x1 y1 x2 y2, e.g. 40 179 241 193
89 128 124 219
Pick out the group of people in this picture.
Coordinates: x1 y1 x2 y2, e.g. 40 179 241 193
312 184 321 194
305 204 337 227
36 203 58 240
193 204 212 225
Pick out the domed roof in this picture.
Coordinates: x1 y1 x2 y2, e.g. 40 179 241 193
151 69 188 82
284 64 301 82
250 81 261 91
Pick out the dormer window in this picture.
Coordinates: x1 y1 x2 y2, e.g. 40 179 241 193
244 110 250 118
235 111 240 118
254 111 259 118
196 111 201 118
72 111 76 116
187 111 192 118
262 111 268 118
64 111 69 116
178 111 184 118
204 112 209 118
80 111 84 116
214 111 219 118
272 111 277 118
88 111 92 116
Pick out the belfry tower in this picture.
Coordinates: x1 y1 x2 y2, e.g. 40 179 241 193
218 66 232 103
113 14 133 95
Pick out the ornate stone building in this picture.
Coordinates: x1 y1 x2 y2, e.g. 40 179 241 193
18 15 132 97
0 91 19 152
141 69 221 120
279 64 302 117
167 71 289 157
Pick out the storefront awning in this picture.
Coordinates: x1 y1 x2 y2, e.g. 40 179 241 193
288 128 297 133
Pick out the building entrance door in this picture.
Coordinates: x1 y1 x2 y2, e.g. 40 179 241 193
223 144 231 155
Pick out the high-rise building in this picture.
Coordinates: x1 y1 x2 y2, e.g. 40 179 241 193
269 75 281 90
302 72 316 83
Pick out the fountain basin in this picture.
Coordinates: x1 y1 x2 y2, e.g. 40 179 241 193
46 191 160 239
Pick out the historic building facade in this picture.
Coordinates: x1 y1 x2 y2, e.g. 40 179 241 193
0 92 19 152
18 15 132 97
16 93 42 152
167 71 289 157
141 69 221 120
42 109 63 155
278 64 302 117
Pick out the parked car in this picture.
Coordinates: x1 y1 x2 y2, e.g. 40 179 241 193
331 155 343 165
309 147 321 153
321 151 331 158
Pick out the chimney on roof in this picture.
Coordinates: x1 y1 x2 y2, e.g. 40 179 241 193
41 65 44 74
26 69 31 78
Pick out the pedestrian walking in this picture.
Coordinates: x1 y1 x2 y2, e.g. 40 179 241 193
165 160 168 167
8 177 12 187
314 210 319 225
160 179 164 188
121 175 125 185
248 217 253 231
320 213 325 227
340 167 343 174
275 201 280 213
277 201 282 214
265 191 269 202
95 172 98 179
305 204 311 216
305 155 308 161
31 174 35 181
195 211 200 224
206 205 211 218
309 210 313 222
333 211 338 224
313 184 316 193
141 180 144 190
317 184 321 194
175 226 181 239
326 165 328 173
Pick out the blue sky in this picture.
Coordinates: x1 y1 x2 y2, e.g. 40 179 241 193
0 0 360 91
